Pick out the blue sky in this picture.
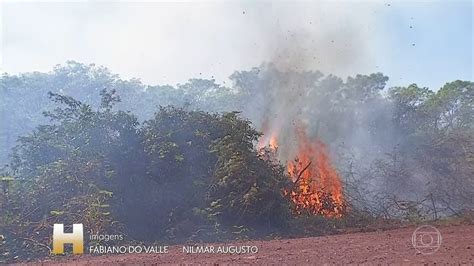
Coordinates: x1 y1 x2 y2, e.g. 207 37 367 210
1 1 472 90
373 0 472 89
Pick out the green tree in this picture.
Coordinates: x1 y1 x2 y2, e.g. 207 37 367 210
207 112 291 232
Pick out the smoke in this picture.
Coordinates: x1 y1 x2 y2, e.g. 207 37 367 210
253 1 380 76
224 3 431 214
229 2 388 163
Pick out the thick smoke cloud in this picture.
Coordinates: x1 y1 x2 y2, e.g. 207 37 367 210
227 2 389 165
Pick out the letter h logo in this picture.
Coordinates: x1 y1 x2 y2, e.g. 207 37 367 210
52 224 84 254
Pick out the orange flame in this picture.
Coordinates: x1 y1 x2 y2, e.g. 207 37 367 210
268 135 279 151
260 125 346 217
257 123 279 151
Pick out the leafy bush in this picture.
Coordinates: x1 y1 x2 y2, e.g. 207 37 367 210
0 89 292 261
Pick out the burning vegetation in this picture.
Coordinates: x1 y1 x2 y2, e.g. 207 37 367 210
1 62 471 263
259 125 346 218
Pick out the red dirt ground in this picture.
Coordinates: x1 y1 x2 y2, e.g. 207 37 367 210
36 224 473 265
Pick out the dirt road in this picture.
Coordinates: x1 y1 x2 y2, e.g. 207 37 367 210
39 224 473 264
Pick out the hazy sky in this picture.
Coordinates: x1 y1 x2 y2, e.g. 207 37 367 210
1 1 472 89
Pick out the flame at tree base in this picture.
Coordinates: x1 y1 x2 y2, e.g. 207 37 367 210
260 125 346 218
285 128 346 217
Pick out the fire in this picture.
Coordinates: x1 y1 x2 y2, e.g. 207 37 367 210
285 127 346 217
268 135 279 151
257 130 278 151
259 125 346 217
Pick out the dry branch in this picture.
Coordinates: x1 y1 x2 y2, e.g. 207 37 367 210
293 161 312 185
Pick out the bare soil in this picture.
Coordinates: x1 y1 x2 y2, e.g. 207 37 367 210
36 224 474 265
